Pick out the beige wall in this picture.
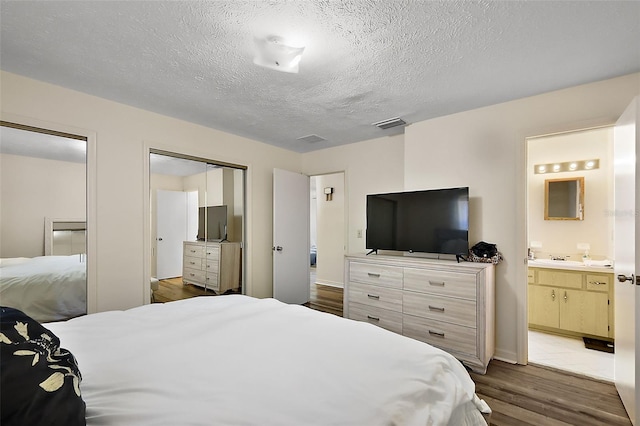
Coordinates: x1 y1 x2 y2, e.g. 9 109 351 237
3 68 638 363
1 70 299 312
304 72 639 363
528 127 613 261
314 173 345 287
0 153 86 257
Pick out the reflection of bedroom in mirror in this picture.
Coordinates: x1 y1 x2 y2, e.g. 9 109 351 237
0 122 87 322
149 150 245 303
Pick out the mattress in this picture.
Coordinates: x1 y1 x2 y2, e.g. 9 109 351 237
0 255 86 322
46 295 489 425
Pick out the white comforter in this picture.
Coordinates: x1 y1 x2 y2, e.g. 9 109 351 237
47 295 488 425
0 255 86 322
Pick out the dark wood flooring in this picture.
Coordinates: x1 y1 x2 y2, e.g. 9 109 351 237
153 277 233 303
306 283 632 426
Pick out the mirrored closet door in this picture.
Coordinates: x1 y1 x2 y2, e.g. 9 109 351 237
149 150 245 303
0 122 87 322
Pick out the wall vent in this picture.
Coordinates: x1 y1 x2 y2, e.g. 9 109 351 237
296 134 326 144
372 117 407 130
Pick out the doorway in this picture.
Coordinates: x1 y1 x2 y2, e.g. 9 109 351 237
526 126 615 381
308 172 345 316
148 150 246 303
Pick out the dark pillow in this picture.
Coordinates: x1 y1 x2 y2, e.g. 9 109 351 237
0 306 86 426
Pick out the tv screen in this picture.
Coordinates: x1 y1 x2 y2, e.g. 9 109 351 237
366 187 469 255
197 205 227 241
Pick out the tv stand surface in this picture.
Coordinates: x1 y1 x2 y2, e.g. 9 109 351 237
343 253 495 374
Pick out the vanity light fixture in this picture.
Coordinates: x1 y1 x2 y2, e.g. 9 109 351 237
253 35 305 74
534 159 600 174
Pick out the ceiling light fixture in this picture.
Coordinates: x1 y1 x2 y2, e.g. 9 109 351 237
253 36 305 74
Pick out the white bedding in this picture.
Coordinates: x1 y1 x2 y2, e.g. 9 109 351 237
0 255 86 322
46 295 489 425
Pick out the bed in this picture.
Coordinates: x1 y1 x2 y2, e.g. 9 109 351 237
0 254 87 322
1 295 493 425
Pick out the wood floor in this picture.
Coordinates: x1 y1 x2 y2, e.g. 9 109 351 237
152 277 239 303
307 283 632 426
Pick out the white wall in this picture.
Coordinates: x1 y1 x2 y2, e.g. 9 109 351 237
403 73 638 362
528 127 613 260
304 72 639 363
0 153 85 257
1 70 300 312
314 173 345 287
302 134 405 254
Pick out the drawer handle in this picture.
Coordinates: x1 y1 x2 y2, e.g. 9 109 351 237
367 294 380 300
367 272 381 278
429 280 445 286
428 305 445 312
367 315 380 321
190 250 197 253
189 273 195 277
428 330 445 338
189 261 196 265
589 281 606 286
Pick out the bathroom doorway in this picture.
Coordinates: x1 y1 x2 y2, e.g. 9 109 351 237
526 126 615 381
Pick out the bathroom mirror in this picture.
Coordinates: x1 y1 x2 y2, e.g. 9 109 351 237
544 177 584 220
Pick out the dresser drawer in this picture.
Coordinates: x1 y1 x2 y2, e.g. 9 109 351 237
349 262 403 289
204 259 220 274
348 282 402 312
404 268 476 299
348 303 403 334
204 246 220 258
183 256 202 270
403 314 477 356
183 267 206 283
537 269 582 289
205 273 219 290
184 244 205 258
586 274 611 292
527 268 535 283
403 292 476 327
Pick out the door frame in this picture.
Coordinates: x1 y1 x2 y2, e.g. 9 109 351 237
517 121 621 365
0 113 98 314
143 143 249 304
309 171 347 289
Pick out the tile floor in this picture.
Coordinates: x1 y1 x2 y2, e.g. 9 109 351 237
528 330 614 382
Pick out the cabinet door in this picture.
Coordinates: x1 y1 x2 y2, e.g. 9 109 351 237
559 289 609 337
528 285 559 328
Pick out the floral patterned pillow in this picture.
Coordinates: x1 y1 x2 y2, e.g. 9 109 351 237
0 306 86 426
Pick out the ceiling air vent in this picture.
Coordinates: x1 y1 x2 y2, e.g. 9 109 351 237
296 134 326 144
372 117 407 130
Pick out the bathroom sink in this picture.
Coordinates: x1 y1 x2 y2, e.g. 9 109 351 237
529 259 585 266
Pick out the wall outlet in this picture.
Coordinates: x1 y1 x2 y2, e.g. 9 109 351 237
357 229 363 238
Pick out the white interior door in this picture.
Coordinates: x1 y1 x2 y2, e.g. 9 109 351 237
273 168 310 304
157 190 187 279
614 96 639 425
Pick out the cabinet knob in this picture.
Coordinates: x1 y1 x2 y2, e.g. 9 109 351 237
551 290 555 300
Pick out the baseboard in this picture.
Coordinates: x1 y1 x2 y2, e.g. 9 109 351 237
493 348 518 364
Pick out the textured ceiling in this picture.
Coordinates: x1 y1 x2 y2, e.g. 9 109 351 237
1 1 639 153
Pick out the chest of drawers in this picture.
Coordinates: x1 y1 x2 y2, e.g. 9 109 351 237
344 254 495 374
183 241 241 294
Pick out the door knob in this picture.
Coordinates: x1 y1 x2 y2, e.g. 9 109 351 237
617 273 637 284
272 246 283 252
158 237 163 241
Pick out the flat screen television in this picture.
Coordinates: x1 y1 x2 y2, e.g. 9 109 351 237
197 205 227 241
366 187 469 257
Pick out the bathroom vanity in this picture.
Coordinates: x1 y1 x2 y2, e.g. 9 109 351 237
528 260 614 340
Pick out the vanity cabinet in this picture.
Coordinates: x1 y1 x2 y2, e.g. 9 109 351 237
183 241 241 294
344 254 495 374
528 267 613 339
